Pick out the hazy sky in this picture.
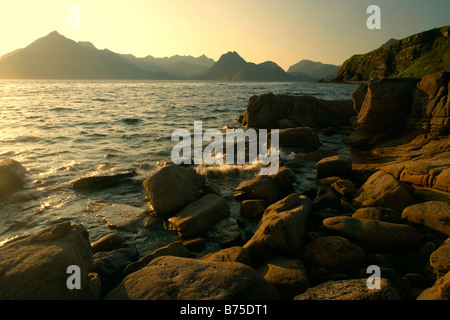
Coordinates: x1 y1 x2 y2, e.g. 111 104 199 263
0 0 449 70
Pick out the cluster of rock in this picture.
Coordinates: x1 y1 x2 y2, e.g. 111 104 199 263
0 71 448 301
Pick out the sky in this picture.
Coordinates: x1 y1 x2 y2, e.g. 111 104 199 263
0 0 449 70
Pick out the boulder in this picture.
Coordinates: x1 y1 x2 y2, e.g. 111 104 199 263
235 175 281 204
0 159 27 201
352 207 402 224
402 201 450 236
243 196 312 261
91 233 126 254
168 194 230 238
300 236 366 274
353 171 415 212
273 127 321 151
322 216 421 253
263 193 305 218
123 241 193 276
417 270 450 300
316 155 352 179
429 238 450 276
331 179 358 199
105 256 281 300
239 93 354 129
143 165 206 216
256 255 310 300
0 221 100 299
72 170 136 191
313 191 342 212
294 278 403 300
270 166 297 194
240 199 266 219
201 246 251 265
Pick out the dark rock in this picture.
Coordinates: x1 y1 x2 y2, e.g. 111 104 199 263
73 170 136 191
201 246 251 265
0 159 27 201
352 207 402 223
91 233 126 254
240 199 266 219
316 155 352 179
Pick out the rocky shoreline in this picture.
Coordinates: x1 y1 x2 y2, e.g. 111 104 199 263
0 72 449 300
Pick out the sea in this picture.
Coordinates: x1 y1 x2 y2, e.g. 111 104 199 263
0 80 358 254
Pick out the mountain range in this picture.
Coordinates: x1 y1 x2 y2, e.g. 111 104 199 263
334 24 450 82
0 31 339 81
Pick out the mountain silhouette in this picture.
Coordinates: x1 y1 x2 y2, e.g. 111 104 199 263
0 31 169 79
287 59 340 81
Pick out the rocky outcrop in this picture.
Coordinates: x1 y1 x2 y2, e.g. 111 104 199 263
0 159 27 201
105 256 281 300
0 221 99 300
143 164 206 216
334 25 450 82
239 93 354 129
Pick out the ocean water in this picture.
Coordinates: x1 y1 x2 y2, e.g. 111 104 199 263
0 80 357 254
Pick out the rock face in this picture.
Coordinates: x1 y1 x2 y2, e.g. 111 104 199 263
322 216 421 253
0 159 27 201
239 93 355 129
168 194 230 238
334 25 450 82
353 171 415 212
402 201 450 236
0 221 99 300
243 195 312 261
294 278 403 300
105 256 281 300
143 165 206 216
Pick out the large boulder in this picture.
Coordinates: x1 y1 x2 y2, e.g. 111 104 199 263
243 195 312 261
322 216 421 253
105 256 281 300
353 171 415 212
0 159 27 201
168 193 230 238
239 93 355 129
72 170 136 192
402 201 450 236
273 127 321 151
235 175 281 204
343 78 419 147
143 165 206 216
0 221 100 300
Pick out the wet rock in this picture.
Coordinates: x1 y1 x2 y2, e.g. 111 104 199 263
91 233 126 254
243 196 312 261
201 246 251 265
0 159 27 201
294 278 403 300
0 221 100 299
322 216 421 253
168 194 230 238
106 256 281 300
96 203 149 234
240 199 266 219
402 201 450 236
313 191 342 211
429 238 450 276
301 236 366 274
417 270 450 300
353 171 415 212
316 155 352 179
256 255 310 299
143 164 206 216
123 241 193 276
270 166 297 194
206 217 242 248
73 170 136 192
352 207 402 223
